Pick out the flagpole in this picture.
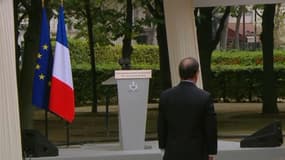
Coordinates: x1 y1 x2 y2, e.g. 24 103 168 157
65 121 70 147
50 0 75 146
45 110 49 138
61 0 63 6
41 0 49 139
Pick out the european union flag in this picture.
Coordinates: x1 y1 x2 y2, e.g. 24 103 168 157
32 7 53 110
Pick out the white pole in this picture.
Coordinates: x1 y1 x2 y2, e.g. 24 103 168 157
163 0 203 88
0 0 23 159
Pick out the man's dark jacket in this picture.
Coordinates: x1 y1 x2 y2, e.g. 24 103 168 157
158 81 217 160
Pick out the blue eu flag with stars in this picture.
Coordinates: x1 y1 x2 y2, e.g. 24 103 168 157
32 7 53 110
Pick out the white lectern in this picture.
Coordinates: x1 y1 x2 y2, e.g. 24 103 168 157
115 70 152 150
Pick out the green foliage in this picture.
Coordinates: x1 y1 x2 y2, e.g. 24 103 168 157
69 39 90 65
55 0 126 45
68 40 285 105
68 40 285 70
73 68 162 105
210 50 285 102
69 39 159 67
73 65 285 105
53 0 149 45
73 68 116 105
212 50 285 69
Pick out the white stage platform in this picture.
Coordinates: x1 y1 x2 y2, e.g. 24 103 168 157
30 141 161 160
217 141 285 160
31 141 285 160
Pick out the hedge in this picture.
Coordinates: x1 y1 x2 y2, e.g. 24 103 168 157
73 68 162 106
69 39 159 68
68 40 285 105
73 66 285 105
68 39 285 68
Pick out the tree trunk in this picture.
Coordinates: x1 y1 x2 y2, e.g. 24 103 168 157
274 4 281 49
261 4 278 114
155 0 171 89
233 6 243 49
196 7 230 91
156 19 171 90
145 0 171 89
19 0 41 129
196 7 214 91
220 16 229 50
119 0 133 69
85 0 97 113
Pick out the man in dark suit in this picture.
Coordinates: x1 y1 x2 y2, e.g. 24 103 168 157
158 57 217 160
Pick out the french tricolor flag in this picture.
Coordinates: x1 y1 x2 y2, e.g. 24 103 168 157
49 5 75 123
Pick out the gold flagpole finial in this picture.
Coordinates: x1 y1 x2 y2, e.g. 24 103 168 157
42 0 45 8
61 0 64 6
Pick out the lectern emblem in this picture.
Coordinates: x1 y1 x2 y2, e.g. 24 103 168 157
129 81 138 92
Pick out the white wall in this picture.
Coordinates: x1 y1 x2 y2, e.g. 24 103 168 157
0 0 23 159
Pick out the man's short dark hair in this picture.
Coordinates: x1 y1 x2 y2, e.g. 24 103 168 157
179 57 199 80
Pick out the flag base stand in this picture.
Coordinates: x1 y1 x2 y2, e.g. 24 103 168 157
65 122 70 147
22 129 58 157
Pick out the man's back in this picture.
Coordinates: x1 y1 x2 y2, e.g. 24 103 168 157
158 81 217 160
